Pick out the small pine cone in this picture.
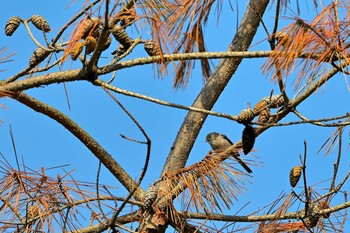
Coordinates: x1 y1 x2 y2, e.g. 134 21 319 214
84 36 97 54
253 99 269 113
304 204 320 228
262 94 284 108
143 184 159 210
30 15 51 32
26 204 38 230
81 17 101 39
237 108 255 125
289 166 302 187
103 36 112 51
242 125 255 155
144 40 161 56
257 108 270 124
27 205 38 220
29 47 50 66
70 41 84 60
88 30 111 51
111 25 133 47
318 200 330 218
5 16 21 36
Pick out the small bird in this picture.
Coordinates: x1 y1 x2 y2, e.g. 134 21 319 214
206 132 252 173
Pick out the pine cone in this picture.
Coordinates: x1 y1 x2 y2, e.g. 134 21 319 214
5 16 21 36
84 36 97 54
253 99 268 113
242 125 255 155
262 94 284 108
26 204 39 230
257 108 270 123
304 204 320 228
70 41 84 60
27 205 38 220
144 40 161 56
103 36 112 51
143 184 159 210
81 17 101 39
29 47 50 66
111 25 133 46
88 29 111 51
30 15 51 32
237 108 255 125
289 166 302 187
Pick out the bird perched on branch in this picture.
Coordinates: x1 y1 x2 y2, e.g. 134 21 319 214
206 132 252 173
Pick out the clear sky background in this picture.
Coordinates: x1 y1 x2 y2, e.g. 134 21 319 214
1 0 350 232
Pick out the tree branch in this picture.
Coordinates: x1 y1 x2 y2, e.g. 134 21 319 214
10 92 145 201
160 0 270 174
179 200 350 222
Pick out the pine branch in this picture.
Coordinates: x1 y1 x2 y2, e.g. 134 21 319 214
10 92 145 202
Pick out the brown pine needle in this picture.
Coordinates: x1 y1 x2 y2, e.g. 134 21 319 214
263 2 350 90
0 159 117 232
158 153 252 213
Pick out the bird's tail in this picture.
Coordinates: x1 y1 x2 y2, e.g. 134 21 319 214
232 153 252 174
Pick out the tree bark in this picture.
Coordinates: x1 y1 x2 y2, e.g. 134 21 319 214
161 0 270 175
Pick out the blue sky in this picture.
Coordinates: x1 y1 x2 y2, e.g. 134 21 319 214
1 0 350 232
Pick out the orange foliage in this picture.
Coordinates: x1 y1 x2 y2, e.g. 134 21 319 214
263 2 350 89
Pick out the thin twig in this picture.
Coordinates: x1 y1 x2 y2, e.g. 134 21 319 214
114 37 143 62
271 120 350 127
272 0 281 38
340 192 347 231
269 113 350 127
28 58 62 74
102 88 151 226
329 126 343 194
94 79 238 120
293 109 331 127
22 21 50 50
120 134 147 144
107 37 143 84
312 170 350 204
96 161 107 220
301 140 309 217
9 126 21 173
103 185 119 209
